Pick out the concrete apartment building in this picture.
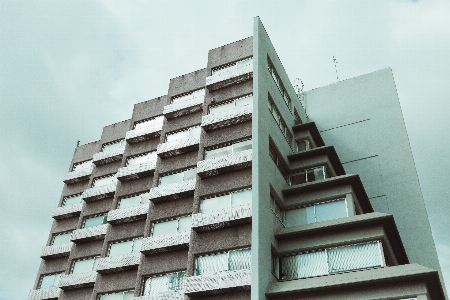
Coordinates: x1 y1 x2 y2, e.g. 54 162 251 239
29 17 445 300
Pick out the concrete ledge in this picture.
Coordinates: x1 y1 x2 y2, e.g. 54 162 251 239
52 203 83 220
27 287 61 300
117 161 156 182
201 105 252 131
141 231 190 255
157 136 200 158
192 204 252 232
107 204 149 224
82 183 117 203
41 242 73 259
185 269 251 296
71 224 109 244
206 64 253 91
92 147 125 166
59 271 97 290
96 253 141 274
197 149 252 178
163 96 204 119
63 166 93 184
126 124 163 144
147 179 196 204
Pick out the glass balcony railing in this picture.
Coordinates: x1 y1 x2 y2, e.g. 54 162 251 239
163 89 205 119
206 58 253 91
126 116 164 144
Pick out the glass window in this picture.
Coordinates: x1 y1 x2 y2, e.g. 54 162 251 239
152 216 192 236
195 248 251 276
108 238 142 257
92 175 116 187
159 168 196 186
200 189 252 213
284 199 348 227
209 94 252 115
296 140 310 152
271 195 284 225
134 116 164 130
99 291 134 300
211 57 252 76
71 256 99 274
117 194 148 209
171 89 205 104
72 160 92 171
231 189 252 207
102 140 125 152
82 214 107 228
165 125 200 143
233 139 252 153
51 232 72 245
142 272 186 296
39 273 63 289
204 139 252 160
290 166 327 186
126 151 157 167
62 194 82 206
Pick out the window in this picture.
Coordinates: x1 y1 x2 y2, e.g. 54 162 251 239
267 57 292 111
269 143 290 184
289 166 327 185
204 138 252 160
99 291 134 300
92 174 116 187
126 151 157 167
142 272 186 296
71 256 100 274
295 140 310 152
270 194 284 225
62 193 82 206
72 159 93 171
117 193 149 209
134 115 164 130
108 238 142 257
51 231 72 245
101 139 125 152
82 214 107 228
195 248 251 276
294 109 302 125
211 57 252 76
38 273 63 289
165 125 201 143
171 89 205 104
268 95 293 147
285 199 349 227
273 241 385 280
159 168 196 186
208 94 253 115
200 189 252 213
151 216 192 237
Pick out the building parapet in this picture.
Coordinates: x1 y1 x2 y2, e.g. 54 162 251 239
141 231 190 255
117 161 156 182
71 224 109 244
27 287 61 300
197 149 252 178
126 123 163 144
40 242 73 259
192 204 252 232
147 179 196 204
201 105 252 131
107 204 149 225
63 165 93 184
163 96 204 120
95 253 141 274
82 183 117 203
206 63 253 91
157 136 200 158
92 146 125 166
184 269 251 296
52 203 83 220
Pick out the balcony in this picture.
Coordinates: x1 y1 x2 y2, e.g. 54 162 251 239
63 165 93 184
107 204 149 225
126 123 163 144
163 96 204 120
157 136 200 158
206 63 253 91
147 179 196 204
201 105 252 132
133 291 185 300
117 161 156 182
41 242 73 259
82 183 117 203
92 146 125 166
71 224 109 244
59 271 97 290
192 204 252 232
141 231 190 255
52 202 83 220
95 253 141 274
197 149 252 178
27 287 61 300
184 269 251 296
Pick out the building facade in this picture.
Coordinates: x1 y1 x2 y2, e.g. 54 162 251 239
29 17 445 300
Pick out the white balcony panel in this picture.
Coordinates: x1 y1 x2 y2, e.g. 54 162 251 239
185 269 251 296
92 146 125 166
96 253 141 274
63 165 93 184
147 179 196 204
126 123 163 144
192 204 252 232
163 96 204 119
59 271 97 290
27 287 61 300
133 292 185 300
41 242 73 259
201 105 252 132
197 149 252 178
157 136 200 158
206 63 253 91
107 204 149 225
117 161 156 182
82 183 117 202
52 202 83 220
71 224 109 244
141 231 190 255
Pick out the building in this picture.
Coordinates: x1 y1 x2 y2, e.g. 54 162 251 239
29 17 446 300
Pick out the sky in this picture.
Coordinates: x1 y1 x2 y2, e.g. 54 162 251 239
0 0 449 299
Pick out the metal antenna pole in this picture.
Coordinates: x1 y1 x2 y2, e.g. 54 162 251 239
333 56 339 81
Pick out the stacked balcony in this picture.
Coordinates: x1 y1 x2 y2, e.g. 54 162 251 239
126 121 164 144
133 292 185 300
197 149 252 178
117 161 156 182
205 58 253 91
40 242 73 259
192 204 252 232
157 136 200 158
92 146 125 166
52 202 83 220
81 182 117 203
107 204 149 225
63 164 93 184
71 224 109 244
201 105 252 131
27 287 61 300
95 253 141 274
147 179 196 204
184 269 251 296
59 271 97 290
141 231 190 255
163 90 205 119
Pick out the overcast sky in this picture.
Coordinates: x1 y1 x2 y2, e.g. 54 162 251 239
0 0 449 299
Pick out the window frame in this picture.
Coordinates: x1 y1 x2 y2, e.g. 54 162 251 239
50 231 73 245
194 247 251 276
91 174 116 188
117 193 148 209
38 272 63 289
268 94 293 149
267 56 292 112
98 290 134 300
289 165 328 186
71 159 93 171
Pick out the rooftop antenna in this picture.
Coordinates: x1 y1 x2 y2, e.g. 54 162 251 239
77 140 80 147
333 56 339 81
294 77 306 111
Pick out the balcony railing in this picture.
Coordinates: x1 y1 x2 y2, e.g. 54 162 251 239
59 271 97 290
133 292 185 300
197 149 252 178
126 123 164 144
95 253 141 274
71 224 109 244
92 146 126 166
163 96 204 120
27 287 61 300
147 179 196 204
117 161 156 182
107 204 149 225
206 63 253 91
184 269 251 296
201 105 252 131
192 204 252 232
82 183 117 203
41 242 73 259
52 202 83 220
63 165 93 184
141 231 190 255
157 136 200 158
